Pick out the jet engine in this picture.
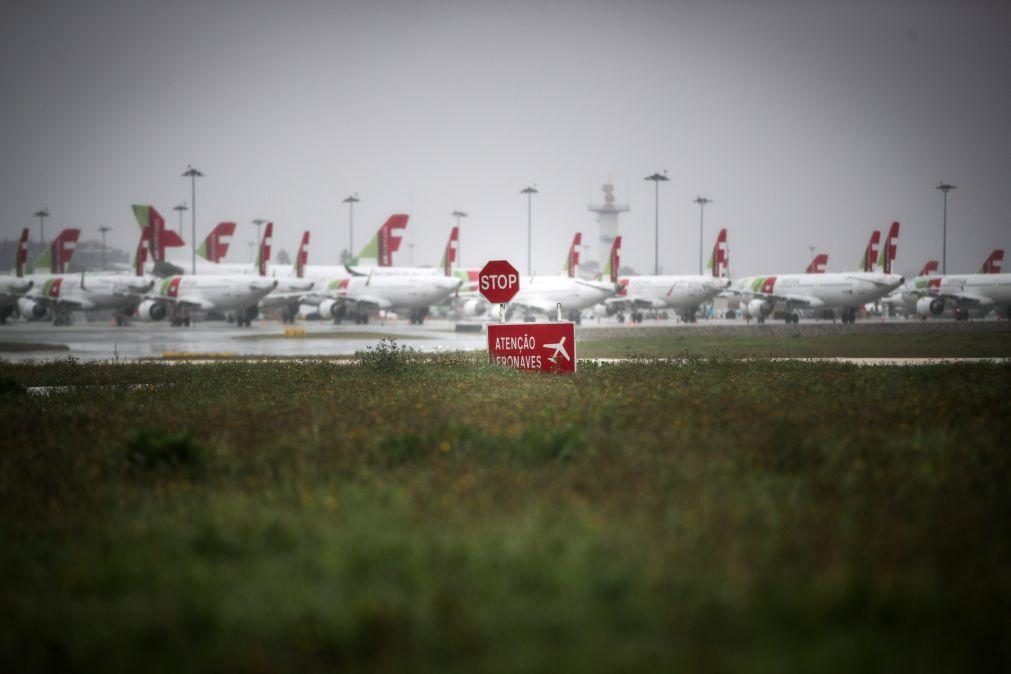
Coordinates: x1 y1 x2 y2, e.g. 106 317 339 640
747 298 773 319
318 298 340 319
916 297 945 317
460 298 486 317
17 297 47 320
136 299 168 321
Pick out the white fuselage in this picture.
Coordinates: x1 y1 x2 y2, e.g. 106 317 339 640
322 274 462 311
733 272 904 309
616 275 729 310
23 273 151 312
511 275 616 314
155 275 278 312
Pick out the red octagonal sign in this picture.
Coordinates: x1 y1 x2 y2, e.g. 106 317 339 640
478 259 520 304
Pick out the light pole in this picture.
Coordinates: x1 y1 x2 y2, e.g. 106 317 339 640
342 194 360 260
408 242 415 266
520 186 538 275
182 165 203 274
936 181 956 275
693 195 712 275
451 210 467 267
99 226 111 270
644 172 669 275
173 203 188 236
33 208 49 247
247 241 256 263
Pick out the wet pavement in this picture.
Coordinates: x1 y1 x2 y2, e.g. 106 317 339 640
0 318 488 362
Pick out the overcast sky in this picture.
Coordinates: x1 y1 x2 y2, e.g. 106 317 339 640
2 0 1008 277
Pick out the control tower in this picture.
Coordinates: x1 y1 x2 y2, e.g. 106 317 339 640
587 182 629 271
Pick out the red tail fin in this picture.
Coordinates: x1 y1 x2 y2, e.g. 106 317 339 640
918 260 939 277
609 235 621 284
862 230 881 272
16 228 29 277
566 232 582 278
709 228 729 278
51 228 81 273
140 207 185 263
443 226 459 276
805 253 828 274
201 222 236 263
378 214 408 266
258 222 274 276
134 237 148 277
296 231 310 278
881 221 900 274
980 249 1004 274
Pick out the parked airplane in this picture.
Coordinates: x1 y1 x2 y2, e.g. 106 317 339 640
734 222 904 323
603 229 731 323
1 229 34 324
315 272 461 324
504 235 619 323
886 250 1010 320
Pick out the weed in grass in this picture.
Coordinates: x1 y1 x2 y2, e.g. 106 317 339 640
124 429 206 475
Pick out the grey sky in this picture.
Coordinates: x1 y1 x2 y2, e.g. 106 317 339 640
2 0 1008 276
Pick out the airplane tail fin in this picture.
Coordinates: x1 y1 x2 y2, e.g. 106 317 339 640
52 228 81 273
805 253 828 274
979 249 1004 274
15 228 29 277
441 226 459 276
134 237 148 277
918 260 939 277
256 222 274 276
197 222 236 263
860 230 881 272
564 232 582 278
706 228 729 278
350 214 409 267
131 205 185 263
295 231 310 278
879 221 899 274
599 235 621 284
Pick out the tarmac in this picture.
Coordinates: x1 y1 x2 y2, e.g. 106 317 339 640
1 315 1008 363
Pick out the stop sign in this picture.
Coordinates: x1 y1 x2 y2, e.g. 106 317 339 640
478 260 520 304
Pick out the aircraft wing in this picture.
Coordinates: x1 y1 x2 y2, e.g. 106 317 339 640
932 291 995 308
736 289 826 309
509 298 558 314
344 294 393 311
604 297 666 311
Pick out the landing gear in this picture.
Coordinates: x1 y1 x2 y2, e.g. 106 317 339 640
954 306 970 322
53 308 72 326
281 303 299 324
0 305 12 324
408 308 429 325
839 308 857 324
784 312 799 324
567 310 582 325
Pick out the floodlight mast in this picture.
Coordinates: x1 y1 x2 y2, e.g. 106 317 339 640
644 172 669 275
33 208 49 247
936 181 956 275
693 196 713 275
520 187 538 275
182 165 204 274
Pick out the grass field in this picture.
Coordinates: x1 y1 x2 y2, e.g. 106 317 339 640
2 347 1009 673
578 329 1011 358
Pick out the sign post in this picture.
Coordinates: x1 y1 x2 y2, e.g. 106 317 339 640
478 260 520 323
480 259 576 374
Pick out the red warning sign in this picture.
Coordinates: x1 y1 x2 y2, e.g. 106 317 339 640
487 322 576 374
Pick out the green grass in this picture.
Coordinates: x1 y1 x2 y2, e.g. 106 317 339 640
1 351 1009 673
0 340 69 352
578 330 1011 358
